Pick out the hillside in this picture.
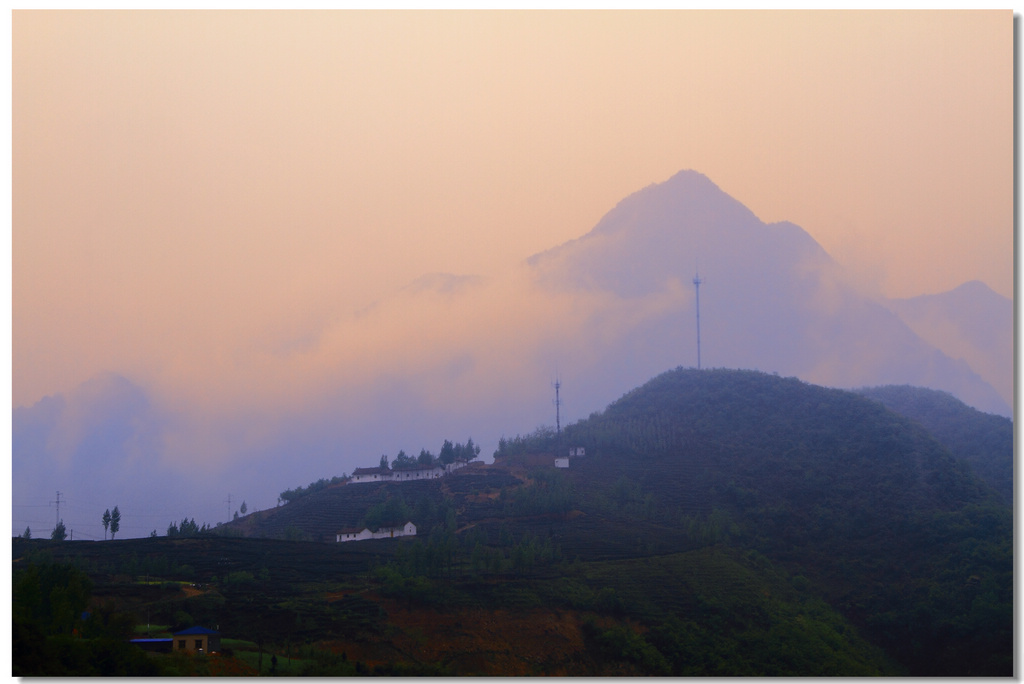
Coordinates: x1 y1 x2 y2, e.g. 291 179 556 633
855 384 1012 504
218 466 521 542
13 369 1011 676
507 368 1012 675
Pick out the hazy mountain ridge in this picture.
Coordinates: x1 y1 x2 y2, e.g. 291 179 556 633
882 280 1012 409
526 169 1008 416
528 170 833 298
11 169 1010 539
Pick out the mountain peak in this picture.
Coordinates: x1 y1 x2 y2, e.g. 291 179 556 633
892 279 1007 305
527 168 826 298
587 169 760 240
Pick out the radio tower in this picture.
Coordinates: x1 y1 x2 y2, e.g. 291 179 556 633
693 271 703 370
553 378 562 438
51 490 62 528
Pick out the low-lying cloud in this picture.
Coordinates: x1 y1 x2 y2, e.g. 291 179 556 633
13 170 1010 540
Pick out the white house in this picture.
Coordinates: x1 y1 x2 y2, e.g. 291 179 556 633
390 465 445 481
350 467 389 484
554 457 570 468
350 465 447 484
336 526 373 542
337 521 416 543
373 521 417 539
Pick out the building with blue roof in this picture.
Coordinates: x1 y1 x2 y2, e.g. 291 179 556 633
172 626 220 654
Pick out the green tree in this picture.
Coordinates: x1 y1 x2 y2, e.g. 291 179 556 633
14 561 93 636
418 449 435 466
50 520 67 541
439 440 455 465
461 437 481 461
22 526 31 539
240 500 247 515
167 517 207 537
379 454 390 471
101 509 111 540
393 450 416 469
109 506 120 540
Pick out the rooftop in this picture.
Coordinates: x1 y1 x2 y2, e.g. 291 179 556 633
173 626 220 636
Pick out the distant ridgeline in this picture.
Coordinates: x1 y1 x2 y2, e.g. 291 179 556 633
279 438 481 503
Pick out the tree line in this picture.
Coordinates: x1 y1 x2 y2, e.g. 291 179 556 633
380 438 482 471
281 437 482 505
22 504 122 542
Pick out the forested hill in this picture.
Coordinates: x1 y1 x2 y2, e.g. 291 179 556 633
854 384 1012 504
558 368 1001 519
541 368 1010 675
213 367 1009 675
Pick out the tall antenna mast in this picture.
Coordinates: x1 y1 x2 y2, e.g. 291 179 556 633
553 377 562 438
693 270 703 370
51 490 62 528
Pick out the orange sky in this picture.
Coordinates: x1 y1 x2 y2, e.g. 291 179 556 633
13 10 1012 409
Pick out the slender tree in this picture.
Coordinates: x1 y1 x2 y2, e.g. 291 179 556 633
102 509 111 540
240 500 247 515
110 506 121 539
22 526 31 539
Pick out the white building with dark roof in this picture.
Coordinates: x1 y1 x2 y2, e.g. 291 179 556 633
336 521 416 543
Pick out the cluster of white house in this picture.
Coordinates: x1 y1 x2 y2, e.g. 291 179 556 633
336 521 417 543
337 450 584 543
336 461 470 542
348 459 469 484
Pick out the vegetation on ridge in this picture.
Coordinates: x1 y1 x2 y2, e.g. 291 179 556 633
855 384 1012 503
12 368 1011 676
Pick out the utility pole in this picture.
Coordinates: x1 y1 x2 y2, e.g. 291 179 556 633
693 271 703 370
225 494 232 521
